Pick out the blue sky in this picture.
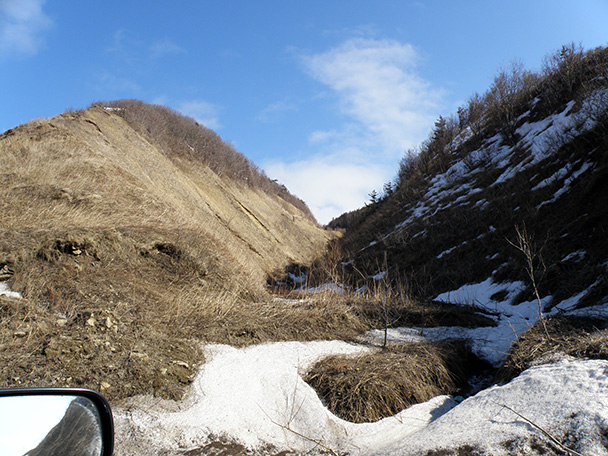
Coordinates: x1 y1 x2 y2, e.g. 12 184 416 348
2 1 608 223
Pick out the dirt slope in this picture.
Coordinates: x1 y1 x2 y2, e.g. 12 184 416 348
1 105 331 281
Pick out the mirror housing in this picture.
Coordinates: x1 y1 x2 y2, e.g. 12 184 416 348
0 387 114 456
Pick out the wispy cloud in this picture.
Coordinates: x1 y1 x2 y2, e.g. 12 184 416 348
105 29 143 66
303 37 444 154
149 39 187 59
268 37 445 223
0 0 52 58
178 99 221 130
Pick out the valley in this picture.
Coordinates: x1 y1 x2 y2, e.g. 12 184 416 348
2 44 608 455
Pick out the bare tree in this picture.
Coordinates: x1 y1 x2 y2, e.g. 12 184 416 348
487 60 537 131
508 225 550 339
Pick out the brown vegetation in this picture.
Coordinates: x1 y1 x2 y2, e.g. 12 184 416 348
305 341 479 423
496 316 608 383
94 99 315 220
0 103 338 402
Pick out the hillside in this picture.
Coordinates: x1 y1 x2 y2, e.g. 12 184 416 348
331 45 608 316
0 102 349 400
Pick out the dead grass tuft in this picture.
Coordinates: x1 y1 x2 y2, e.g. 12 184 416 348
496 315 608 383
305 341 476 423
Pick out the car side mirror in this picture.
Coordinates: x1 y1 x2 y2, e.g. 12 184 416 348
0 388 114 456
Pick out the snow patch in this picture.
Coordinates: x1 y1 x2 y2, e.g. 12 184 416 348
561 250 587 262
383 358 608 455
115 342 608 455
114 341 455 455
0 282 21 299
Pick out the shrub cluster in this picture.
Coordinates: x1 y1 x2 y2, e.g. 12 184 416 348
400 44 608 192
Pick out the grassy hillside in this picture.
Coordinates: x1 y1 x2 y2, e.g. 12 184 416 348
0 102 358 400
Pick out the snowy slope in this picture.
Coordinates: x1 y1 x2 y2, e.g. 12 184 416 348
337 83 608 326
114 338 608 455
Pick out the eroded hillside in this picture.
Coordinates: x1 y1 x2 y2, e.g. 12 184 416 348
0 103 347 400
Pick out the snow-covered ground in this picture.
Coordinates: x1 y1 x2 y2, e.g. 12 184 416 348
360 278 544 367
115 341 608 455
5 267 607 454
114 279 608 455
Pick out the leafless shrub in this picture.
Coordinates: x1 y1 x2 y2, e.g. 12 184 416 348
486 60 539 136
508 225 550 339
458 92 487 136
542 43 585 90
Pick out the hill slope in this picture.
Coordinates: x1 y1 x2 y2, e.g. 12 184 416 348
0 102 342 399
332 45 608 315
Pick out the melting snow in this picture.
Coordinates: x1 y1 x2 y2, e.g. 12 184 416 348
115 338 608 455
112 92 608 455
538 161 594 208
113 278 608 454
0 282 21 299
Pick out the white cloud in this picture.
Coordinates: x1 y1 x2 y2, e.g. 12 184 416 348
178 99 221 130
267 38 445 223
0 0 52 57
302 37 444 155
264 155 388 225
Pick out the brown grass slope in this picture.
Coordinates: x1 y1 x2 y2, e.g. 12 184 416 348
0 103 343 401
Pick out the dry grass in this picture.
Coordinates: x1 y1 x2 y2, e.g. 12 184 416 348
0 292 202 402
0 225 369 402
96 99 316 220
0 107 332 279
305 341 477 423
0 105 339 402
496 315 608 383
201 293 369 347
